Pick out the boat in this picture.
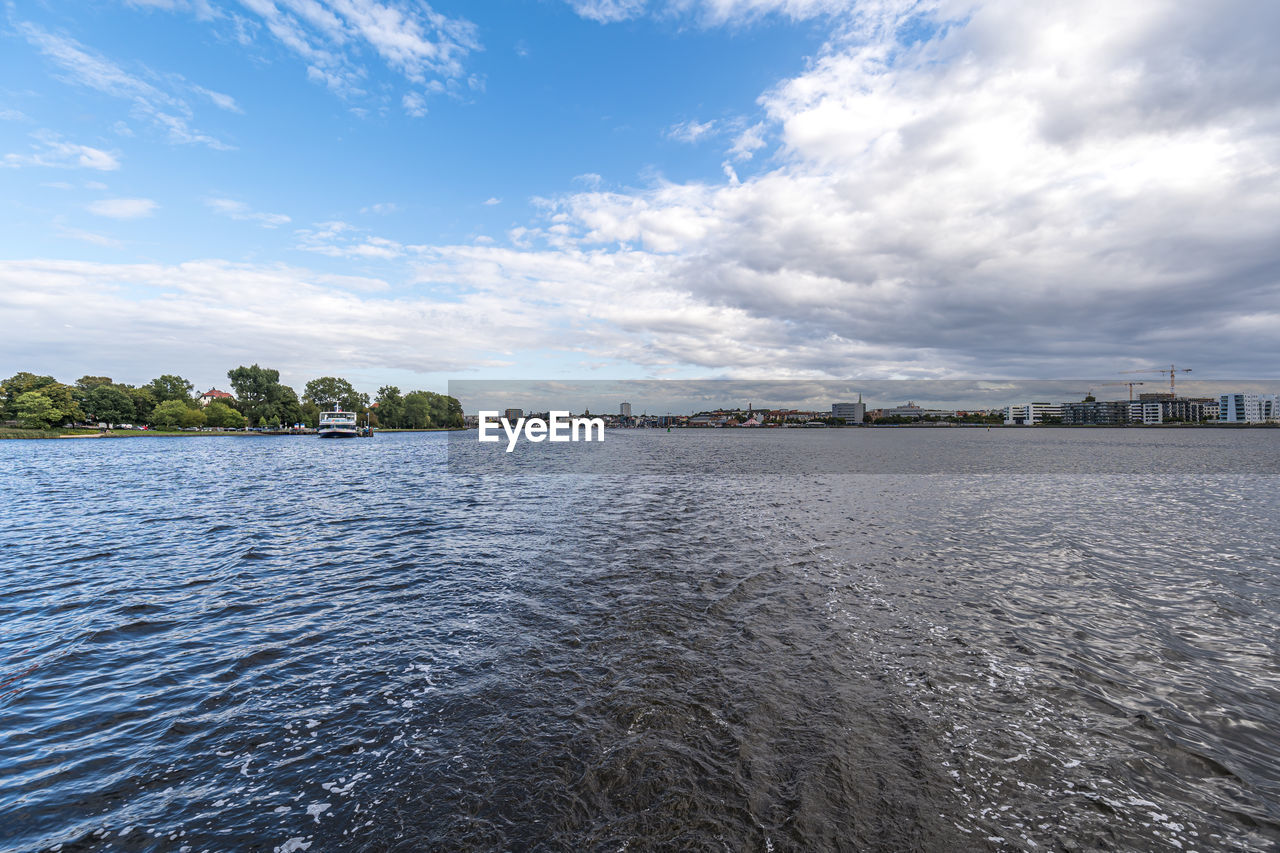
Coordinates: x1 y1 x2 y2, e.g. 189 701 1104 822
318 409 359 438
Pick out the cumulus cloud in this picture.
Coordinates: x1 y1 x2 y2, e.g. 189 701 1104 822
87 198 158 219
0 259 550 383
9 0 1280 382
455 0 1280 377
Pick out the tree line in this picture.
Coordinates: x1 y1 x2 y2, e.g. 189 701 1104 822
1 365 463 430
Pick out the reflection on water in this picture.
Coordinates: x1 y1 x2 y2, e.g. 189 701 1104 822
1 431 1278 851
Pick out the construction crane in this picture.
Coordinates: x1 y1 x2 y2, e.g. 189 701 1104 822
1120 364 1192 395
1093 381 1145 401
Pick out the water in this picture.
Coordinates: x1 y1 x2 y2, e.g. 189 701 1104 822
1 430 1278 851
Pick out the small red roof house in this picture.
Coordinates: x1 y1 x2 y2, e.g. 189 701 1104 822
197 388 235 407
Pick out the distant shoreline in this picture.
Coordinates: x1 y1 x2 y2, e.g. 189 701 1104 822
0 426 468 440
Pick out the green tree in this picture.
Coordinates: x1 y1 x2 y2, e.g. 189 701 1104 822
303 376 367 412
126 386 157 424
204 401 246 429
402 391 433 428
2 373 83 424
16 391 60 429
227 364 303 427
147 374 195 403
150 400 190 429
375 385 403 428
84 384 136 426
180 406 207 428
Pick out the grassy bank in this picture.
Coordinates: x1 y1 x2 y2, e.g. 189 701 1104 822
0 427 101 439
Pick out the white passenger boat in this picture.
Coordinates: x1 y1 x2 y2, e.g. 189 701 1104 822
318 409 359 438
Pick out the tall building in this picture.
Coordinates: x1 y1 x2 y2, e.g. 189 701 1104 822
619 402 632 418
831 397 865 424
1219 393 1279 423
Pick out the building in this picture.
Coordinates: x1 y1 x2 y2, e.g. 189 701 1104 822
620 402 632 418
1128 401 1163 424
831 398 866 424
1219 393 1279 423
1060 400 1129 425
197 388 234 407
1004 402 1063 425
503 408 524 421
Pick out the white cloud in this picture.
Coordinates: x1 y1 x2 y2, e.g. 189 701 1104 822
87 198 158 219
483 197 502 206
193 85 243 113
295 221 407 259
567 0 861 25
666 119 717 143
203 0 480 104
0 109 29 121
206 197 291 227
17 22 231 149
3 135 121 171
361 202 400 215
402 91 428 117
728 121 766 160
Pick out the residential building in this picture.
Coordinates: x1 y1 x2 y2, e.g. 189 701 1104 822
1004 402 1063 425
197 388 234 407
1060 400 1129 425
1128 401 1163 424
1219 394 1280 423
619 402 632 418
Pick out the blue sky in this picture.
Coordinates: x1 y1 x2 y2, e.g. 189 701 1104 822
3 0 1280 398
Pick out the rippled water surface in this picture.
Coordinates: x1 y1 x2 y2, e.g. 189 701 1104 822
2 430 1279 851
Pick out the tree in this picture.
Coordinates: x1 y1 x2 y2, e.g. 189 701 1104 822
126 386 157 424
227 364 303 427
84 385 136 426
180 406 207 428
2 373 83 424
375 385 403 428
204 401 245 429
304 376 367 412
150 400 189 429
16 392 59 429
147 374 195 403
75 375 115 391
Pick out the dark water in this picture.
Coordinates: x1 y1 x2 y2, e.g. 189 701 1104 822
1 430 1278 852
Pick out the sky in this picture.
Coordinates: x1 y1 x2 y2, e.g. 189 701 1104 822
2 0 1279 401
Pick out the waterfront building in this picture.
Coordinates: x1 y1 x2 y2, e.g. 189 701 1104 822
504 408 524 421
1004 402 1063 425
1219 393 1280 423
831 399 865 424
620 402 632 418
1060 400 1129 425
1128 401 1163 424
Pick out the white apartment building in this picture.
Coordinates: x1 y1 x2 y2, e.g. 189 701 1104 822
1219 393 1279 423
620 402 632 418
1004 402 1063 425
1128 401 1163 424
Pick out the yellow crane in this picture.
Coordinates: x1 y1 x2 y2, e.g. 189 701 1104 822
1120 364 1191 396
1095 380 1145 401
